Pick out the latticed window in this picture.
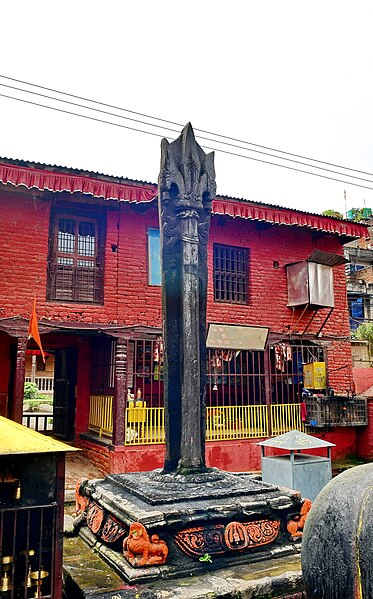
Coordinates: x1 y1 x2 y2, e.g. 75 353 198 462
213 244 249 304
47 209 104 303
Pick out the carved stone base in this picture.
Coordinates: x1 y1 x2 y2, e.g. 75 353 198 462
77 469 304 583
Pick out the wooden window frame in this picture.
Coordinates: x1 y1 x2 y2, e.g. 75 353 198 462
47 206 105 304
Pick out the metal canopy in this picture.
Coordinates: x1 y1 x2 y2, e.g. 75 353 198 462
206 323 270 351
0 416 79 455
307 250 348 267
258 429 335 451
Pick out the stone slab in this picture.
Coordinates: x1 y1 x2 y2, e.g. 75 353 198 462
63 535 304 599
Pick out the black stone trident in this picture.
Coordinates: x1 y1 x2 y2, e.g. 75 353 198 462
158 123 216 474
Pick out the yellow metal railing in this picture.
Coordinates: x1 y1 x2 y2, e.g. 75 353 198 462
271 403 305 436
206 405 268 441
88 397 307 445
88 395 113 437
125 406 165 445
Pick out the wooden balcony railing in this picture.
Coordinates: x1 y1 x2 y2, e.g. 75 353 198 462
25 376 54 394
22 412 53 434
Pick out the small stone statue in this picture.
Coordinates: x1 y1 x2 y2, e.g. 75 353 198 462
287 498 312 539
123 522 168 567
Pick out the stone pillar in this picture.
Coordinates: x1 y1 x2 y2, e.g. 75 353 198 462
158 123 216 474
11 336 27 423
112 337 127 447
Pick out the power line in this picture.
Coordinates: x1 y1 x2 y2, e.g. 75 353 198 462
1 81 372 184
1 91 373 192
1 73 372 177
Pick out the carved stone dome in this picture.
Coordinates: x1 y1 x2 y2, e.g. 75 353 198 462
301 463 373 599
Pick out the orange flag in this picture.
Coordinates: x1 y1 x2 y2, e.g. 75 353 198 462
28 297 45 362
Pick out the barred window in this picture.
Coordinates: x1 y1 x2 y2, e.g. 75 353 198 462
47 209 104 303
213 244 249 304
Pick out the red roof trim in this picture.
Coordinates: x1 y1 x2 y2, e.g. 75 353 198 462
0 162 157 203
212 199 368 239
0 162 368 239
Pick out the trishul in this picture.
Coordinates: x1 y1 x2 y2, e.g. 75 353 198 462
158 123 216 474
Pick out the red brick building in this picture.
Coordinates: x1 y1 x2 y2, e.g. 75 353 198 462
0 157 370 474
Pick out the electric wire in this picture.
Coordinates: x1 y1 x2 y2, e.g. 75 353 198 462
1 81 372 184
1 91 373 191
0 73 372 177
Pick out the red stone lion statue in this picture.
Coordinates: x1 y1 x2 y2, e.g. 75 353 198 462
75 478 89 516
123 522 168 566
287 498 312 538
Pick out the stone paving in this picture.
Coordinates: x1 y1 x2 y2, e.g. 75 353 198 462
63 535 304 599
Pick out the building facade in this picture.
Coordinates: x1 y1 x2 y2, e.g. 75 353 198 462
0 157 370 473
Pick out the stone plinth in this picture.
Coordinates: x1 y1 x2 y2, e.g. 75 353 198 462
77 469 304 583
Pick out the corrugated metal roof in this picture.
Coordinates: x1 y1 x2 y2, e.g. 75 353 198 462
0 155 156 187
307 250 349 266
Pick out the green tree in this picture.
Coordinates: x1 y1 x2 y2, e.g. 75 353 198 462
355 322 373 356
24 381 39 401
322 209 344 219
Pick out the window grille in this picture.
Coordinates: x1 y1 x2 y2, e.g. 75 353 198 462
47 210 104 303
213 244 248 304
270 341 324 405
127 339 164 408
207 348 266 407
348 295 368 330
124 340 265 409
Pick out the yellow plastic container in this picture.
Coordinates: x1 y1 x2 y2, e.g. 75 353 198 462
303 362 326 390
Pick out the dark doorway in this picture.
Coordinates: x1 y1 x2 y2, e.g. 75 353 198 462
53 348 77 440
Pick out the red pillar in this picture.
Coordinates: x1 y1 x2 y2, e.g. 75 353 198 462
11 336 27 423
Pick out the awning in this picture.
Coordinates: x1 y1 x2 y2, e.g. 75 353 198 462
0 162 157 203
212 199 369 240
306 249 348 266
0 161 368 239
207 323 269 351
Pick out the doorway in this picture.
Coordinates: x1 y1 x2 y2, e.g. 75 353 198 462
53 348 77 440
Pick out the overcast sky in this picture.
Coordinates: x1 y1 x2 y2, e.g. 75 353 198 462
1 1 373 216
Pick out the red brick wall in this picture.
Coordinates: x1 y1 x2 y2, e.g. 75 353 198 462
76 437 110 476
0 190 352 395
0 192 349 329
0 191 50 317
